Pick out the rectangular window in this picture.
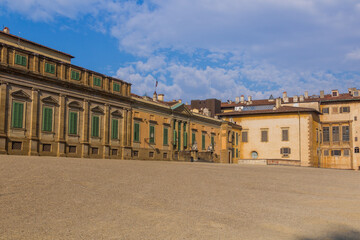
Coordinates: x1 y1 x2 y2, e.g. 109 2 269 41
42 144 51 152
134 122 140 142
113 82 120 92
68 112 78 135
324 149 329 156
15 54 27 66
45 63 55 74
344 149 350 156
280 147 291 155
211 134 215 147
42 107 53 132
332 107 338 114
232 148 234 158
340 106 350 113
282 129 289 141
12 141 22 150
332 126 339 142
93 77 102 87
91 115 100 137
112 149 118 155
149 125 155 144
261 130 268 142
11 102 24 128
92 148 99 155
132 150 139 157
236 149 238 158
322 108 329 114
69 146 76 153
71 70 80 80
111 119 118 139
331 150 341 156
163 127 168 145
323 127 329 142
149 151 154 158
173 130 177 146
202 133 206 150
242 131 248 142
342 126 350 142
192 132 196 145
163 152 168 159
236 133 238 145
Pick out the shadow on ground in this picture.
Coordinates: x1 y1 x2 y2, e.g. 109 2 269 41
298 228 360 240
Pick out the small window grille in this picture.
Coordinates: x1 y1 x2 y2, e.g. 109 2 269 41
149 151 154 158
280 147 291 156
42 144 51 152
132 150 139 157
112 149 118 156
322 108 329 114
12 141 22 150
69 146 77 153
344 149 350 156
355 147 359 153
331 150 341 156
163 152 168 159
92 148 99 155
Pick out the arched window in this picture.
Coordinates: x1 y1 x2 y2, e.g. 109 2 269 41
251 151 258 159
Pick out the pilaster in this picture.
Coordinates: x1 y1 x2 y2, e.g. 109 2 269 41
81 99 89 158
57 94 66 157
0 82 8 154
28 88 39 156
126 109 132 147
0 46 7 64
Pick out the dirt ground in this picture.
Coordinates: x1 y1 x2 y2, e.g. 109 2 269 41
0 155 360 240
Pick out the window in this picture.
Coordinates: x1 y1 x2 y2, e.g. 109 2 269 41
242 131 248 142
92 148 99 155
332 91 338 97
332 107 338 114
236 149 239 158
261 129 268 142
132 150 139 157
163 152 168 159
183 123 187 148
331 150 341 156
149 151 154 158
342 126 350 142
12 101 24 128
42 144 51 152
93 77 102 87
355 137 358 142
251 151 258 159
42 107 53 132
344 149 350 156
12 141 22 150
163 127 168 145
113 82 120 92
211 134 215 147
149 125 155 144
355 116 357 121
71 70 80 80
15 54 27 66
236 133 238 145
332 126 339 142
68 146 77 153
202 133 206 150
173 129 177 146
280 147 291 155
316 128 319 143
355 147 359 153
322 108 329 114
68 112 78 135
340 106 350 113
192 132 196 145
112 149 118 155
232 148 234 158
45 63 55 74
134 122 140 142
91 115 100 137
282 129 289 141
324 149 329 156
323 127 329 142
111 119 118 139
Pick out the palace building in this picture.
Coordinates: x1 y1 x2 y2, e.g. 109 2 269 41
0 27 359 170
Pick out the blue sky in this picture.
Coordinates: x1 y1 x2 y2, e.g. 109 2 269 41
1 0 360 102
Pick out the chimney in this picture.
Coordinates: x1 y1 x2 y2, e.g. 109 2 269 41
3 27 9 34
235 97 240 104
240 95 245 103
247 96 252 103
293 95 298 102
304 91 309 99
299 95 304 102
152 91 157 101
178 99 182 103
275 98 281 109
282 91 289 103
158 94 164 101
320 90 324 98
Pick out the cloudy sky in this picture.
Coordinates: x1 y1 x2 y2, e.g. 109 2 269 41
1 0 360 102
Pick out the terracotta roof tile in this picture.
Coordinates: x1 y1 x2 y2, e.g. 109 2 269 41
217 106 319 116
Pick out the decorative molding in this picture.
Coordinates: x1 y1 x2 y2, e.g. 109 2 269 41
91 106 104 114
11 90 31 100
42 96 59 106
68 101 83 109
111 110 123 118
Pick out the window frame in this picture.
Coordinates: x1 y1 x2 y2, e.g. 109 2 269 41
111 118 119 140
93 76 102 87
68 111 79 135
133 122 140 142
149 125 155 144
42 105 54 132
71 70 80 80
163 127 169 146
45 62 55 74
282 128 289 141
15 54 27 67
261 129 268 142
242 131 248 142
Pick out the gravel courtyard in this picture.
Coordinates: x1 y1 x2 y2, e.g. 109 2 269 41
0 155 360 240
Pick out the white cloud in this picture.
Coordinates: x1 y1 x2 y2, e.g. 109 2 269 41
346 49 360 60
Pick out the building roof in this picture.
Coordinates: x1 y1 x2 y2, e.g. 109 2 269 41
217 106 319 117
0 30 74 58
221 99 275 108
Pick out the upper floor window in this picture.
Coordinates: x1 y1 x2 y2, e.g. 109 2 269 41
323 127 330 142
282 129 289 141
11 101 24 128
261 129 268 142
340 106 350 113
93 77 102 87
332 126 340 142
45 63 55 74
342 126 350 142
68 111 78 135
15 54 27 67
42 106 53 132
113 82 120 92
134 122 140 142
71 70 80 80
149 125 155 144
91 115 100 138
111 118 119 140
242 131 248 142
331 150 341 156
332 107 338 114
322 108 329 114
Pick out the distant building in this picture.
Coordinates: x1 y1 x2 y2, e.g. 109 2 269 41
190 99 221 117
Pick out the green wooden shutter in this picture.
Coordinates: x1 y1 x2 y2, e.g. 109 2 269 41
173 130 177 145
149 125 155 143
69 112 78 134
21 56 26 66
192 132 196 145
202 134 205 150
184 132 187 147
15 54 21 65
211 135 214 147
134 122 140 142
12 102 24 128
111 119 118 139
50 64 55 74
163 128 168 145
92 116 99 137
42 107 53 132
